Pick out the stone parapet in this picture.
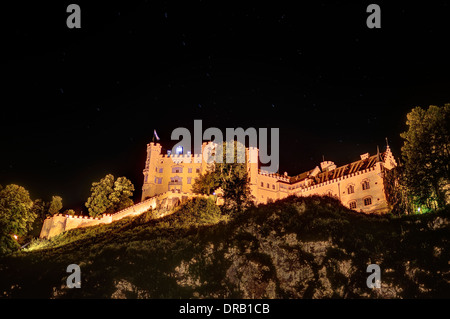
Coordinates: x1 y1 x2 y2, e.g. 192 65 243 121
39 191 215 239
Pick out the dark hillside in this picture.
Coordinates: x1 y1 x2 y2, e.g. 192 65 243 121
0 196 448 298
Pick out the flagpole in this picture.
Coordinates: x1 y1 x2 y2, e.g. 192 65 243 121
153 129 160 142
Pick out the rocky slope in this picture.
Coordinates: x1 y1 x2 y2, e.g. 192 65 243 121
1 196 449 298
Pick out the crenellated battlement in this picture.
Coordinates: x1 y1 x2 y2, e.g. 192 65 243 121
40 190 219 239
161 153 204 162
258 170 290 182
147 142 161 147
294 165 377 193
161 153 203 158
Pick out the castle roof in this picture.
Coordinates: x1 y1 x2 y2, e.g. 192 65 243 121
284 152 387 186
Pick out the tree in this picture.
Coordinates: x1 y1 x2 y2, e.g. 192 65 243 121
86 174 115 217
0 184 36 254
383 165 413 215
48 195 63 215
31 199 47 219
29 198 48 237
400 104 450 209
110 176 135 211
192 141 254 213
85 174 135 217
191 168 219 195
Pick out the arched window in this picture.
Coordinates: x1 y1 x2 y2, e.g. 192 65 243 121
347 184 355 194
172 166 183 173
349 201 357 209
362 180 370 190
363 197 372 206
170 176 182 183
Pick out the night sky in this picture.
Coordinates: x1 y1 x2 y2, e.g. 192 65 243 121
1 1 450 211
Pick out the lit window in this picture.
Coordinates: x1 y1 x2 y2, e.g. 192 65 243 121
364 197 372 206
349 201 356 209
170 177 181 183
347 185 355 194
172 167 183 173
362 180 370 190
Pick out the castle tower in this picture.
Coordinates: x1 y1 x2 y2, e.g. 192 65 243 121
383 145 397 170
200 141 215 173
142 142 162 200
246 146 259 200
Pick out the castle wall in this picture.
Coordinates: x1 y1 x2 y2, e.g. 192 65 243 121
142 142 214 201
255 173 290 203
64 215 105 231
252 163 389 213
46 215 67 238
40 214 110 239
141 142 393 214
39 190 217 239
294 163 388 213
39 217 58 239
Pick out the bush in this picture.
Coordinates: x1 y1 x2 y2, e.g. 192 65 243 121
23 238 49 252
0 234 19 255
172 197 224 226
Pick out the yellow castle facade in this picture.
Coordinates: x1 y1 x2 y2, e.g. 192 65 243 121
142 141 397 214
40 140 398 239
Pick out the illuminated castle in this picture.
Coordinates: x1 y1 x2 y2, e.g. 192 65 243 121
141 141 397 214
40 140 398 239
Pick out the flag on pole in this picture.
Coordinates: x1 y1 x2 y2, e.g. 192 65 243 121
153 129 160 141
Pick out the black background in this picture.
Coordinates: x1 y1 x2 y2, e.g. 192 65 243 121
1 1 449 210
0 298 441 316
